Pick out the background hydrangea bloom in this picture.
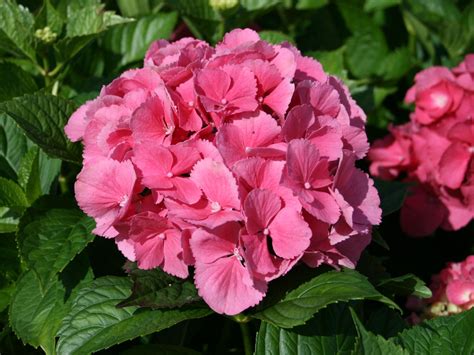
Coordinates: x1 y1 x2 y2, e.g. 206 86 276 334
67 28 381 315
368 55 474 237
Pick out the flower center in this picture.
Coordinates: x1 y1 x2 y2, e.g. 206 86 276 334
469 146 474 154
263 228 270 235
157 233 166 240
221 98 228 105
431 92 448 108
165 125 174 135
211 201 222 213
304 182 311 189
187 100 194 107
233 247 243 262
166 171 173 178
119 194 129 208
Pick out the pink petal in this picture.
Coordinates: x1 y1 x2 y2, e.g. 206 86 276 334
269 207 311 259
65 100 94 142
191 158 240 209
216 112 281 166
162 229 189 278
244 189 281 235
446 280 474 306
190 223 240 264
438 142 470 189
194 256 266 315
263 78 294 118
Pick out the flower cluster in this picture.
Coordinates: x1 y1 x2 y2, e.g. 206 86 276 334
66 29 381 315
369 55 474 237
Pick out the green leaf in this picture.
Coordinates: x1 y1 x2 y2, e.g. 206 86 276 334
117 0 152 17
406 0 460 25
121 344 201 355
255 304 357 355
166 0 221 21
0 283 15 313
377 48 413 81
377 274 432 299
56 276 212 354
364 0 400 12
240 0 281 11
0 177 28 208
252 268 400 328
118 262 200 309
345 29 389 78
0 92 82 163
9 270 67 354
296 0 328 10
0 0 36 61
365 307 407 338
18 207 95 284
102 12 178 67
395 308 474 354
258 30 294 44
17 147 42 204
0 63 38 103
37 150 61 194
351 309 408 355
36 0 64 35
0 207 20 233
0 113 28 180
308 47 347 78
374 180 409 216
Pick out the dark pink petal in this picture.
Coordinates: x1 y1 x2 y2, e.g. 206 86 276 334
438 142 471 189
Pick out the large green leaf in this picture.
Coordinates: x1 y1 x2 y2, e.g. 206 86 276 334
9 270 67 354
351 309 408 355
252 268 399 328
377 48 413 81
0 0 36 61
296 0 328 10
0 63 38 103
255 304 357 355
0 177 28 208
0 92 82 163
56 276 212 354
118 262 200 309
102 12 178 67
18 207 94 284
364 0 400 12
395 308 474 354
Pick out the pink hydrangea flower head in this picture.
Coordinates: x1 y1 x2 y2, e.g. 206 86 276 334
66 28 380 315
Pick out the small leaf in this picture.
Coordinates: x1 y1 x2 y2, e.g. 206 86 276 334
377 48 413 81
258 30 294 44
56 276 212 354
0 207 20 233
351 308 408 355
364 0 400 12
255 303 357 355
345 29 389 78
17 147 42 204
296 0 328 10
102 12 178 67
377 274 432 299
0 0 36 61
374 179 410 216
240 0 281 11
252 268 400 328
0 177 28 208
0 113 28 180
17 206 95 284
119 262 201 309
0 92 82 163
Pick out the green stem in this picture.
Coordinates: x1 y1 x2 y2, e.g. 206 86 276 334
238 321 252 355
